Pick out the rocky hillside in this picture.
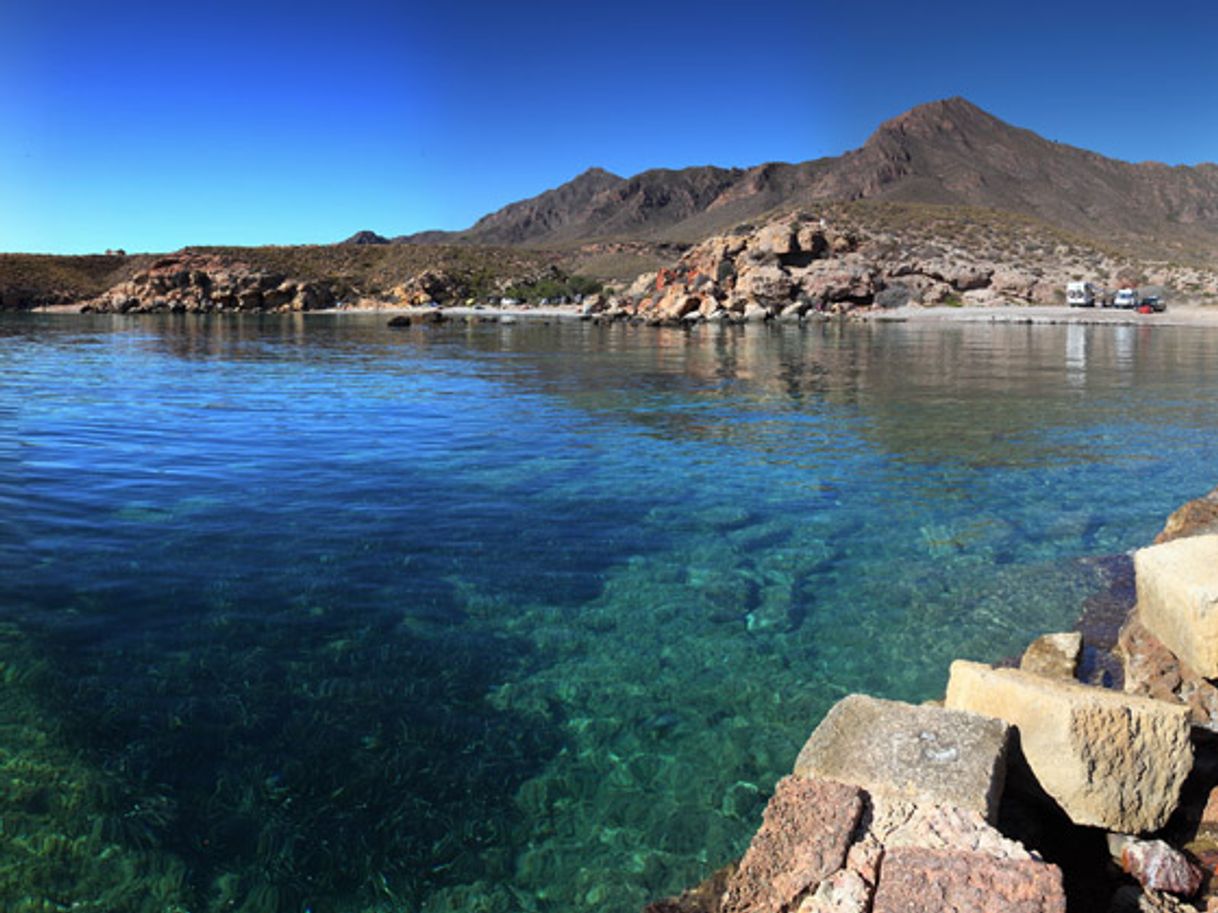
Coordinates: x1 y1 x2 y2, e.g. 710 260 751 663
581 203 1218 325
377 99 1218 266
0 253 157 310
56 244 583 314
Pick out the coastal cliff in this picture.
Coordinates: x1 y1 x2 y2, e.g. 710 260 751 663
645 487 1218 913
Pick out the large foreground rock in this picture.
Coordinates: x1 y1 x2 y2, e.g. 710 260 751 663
793 694 1010 821
945 661 1192 832
1134 535 1218 678
871 847 1066 913
721 776 863 913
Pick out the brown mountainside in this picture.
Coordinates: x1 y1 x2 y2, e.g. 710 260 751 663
394 98 1218 263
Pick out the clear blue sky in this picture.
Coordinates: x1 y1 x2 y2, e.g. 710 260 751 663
3 0 1215 254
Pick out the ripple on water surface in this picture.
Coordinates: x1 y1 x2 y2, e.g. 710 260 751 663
2 313 1218 912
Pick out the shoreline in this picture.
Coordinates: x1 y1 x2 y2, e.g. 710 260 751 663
859 302 1218 328
19 301 1218 328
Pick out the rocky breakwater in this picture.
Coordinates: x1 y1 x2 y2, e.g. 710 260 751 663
583 212 1066 327
645 485 1218 913
80 252 336 313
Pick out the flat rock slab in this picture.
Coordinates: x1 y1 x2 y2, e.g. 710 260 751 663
793 693 1010 822
871 847 1066 913
721 775 863 913
1135 534 1218 677
945 661 1191 833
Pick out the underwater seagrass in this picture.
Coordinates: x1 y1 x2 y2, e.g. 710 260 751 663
13 588 562 912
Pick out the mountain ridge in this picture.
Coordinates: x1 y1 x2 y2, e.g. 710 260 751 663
367 98 1218 264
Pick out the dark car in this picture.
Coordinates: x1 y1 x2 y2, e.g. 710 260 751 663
1138 295 1165 313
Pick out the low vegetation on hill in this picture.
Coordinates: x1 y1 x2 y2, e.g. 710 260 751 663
0 253 156 309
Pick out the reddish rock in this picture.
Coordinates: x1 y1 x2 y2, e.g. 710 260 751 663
1120 616 1218 730
643 862 737 913
1117 838 1204 898
1156 487 1218 544
721 776 863 913
871 847 1066 913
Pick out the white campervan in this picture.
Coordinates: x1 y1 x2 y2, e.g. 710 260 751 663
1066 281 1098 307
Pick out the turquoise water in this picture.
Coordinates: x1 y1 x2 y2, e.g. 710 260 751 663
2 313 1217 912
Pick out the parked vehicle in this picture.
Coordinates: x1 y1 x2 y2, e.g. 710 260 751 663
1112 288 1139 309
1066 281 1099 307
1138 295 1165 313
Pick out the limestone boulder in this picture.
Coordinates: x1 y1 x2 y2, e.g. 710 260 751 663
793 694 1010 822
743 303 771 323
754 222 798 257
655 289 703 320
736 265 795 304
1135 535 1218 677
796 225 829 258
1020 632 1082 681
944 661 1192 832
795 264 876 304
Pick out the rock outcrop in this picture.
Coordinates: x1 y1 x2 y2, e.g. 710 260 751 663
944 661 1192 833
792 694 1010 822
588 205 1218 327
1134 536 1218 678
80 252 336 313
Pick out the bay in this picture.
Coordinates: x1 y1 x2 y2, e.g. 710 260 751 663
2 313 1216 912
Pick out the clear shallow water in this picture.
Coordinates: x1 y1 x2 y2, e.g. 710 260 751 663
2 313 1217 912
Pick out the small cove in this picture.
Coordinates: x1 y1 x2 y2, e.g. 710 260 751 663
2 313 1217 912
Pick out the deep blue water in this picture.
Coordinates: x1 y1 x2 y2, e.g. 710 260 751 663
2 313 1217 912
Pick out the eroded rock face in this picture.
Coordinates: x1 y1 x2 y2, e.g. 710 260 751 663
944 661 1192 833
871 847 1066 913
1135 535 1218 678
793 694 1010 822
721 776 863 913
